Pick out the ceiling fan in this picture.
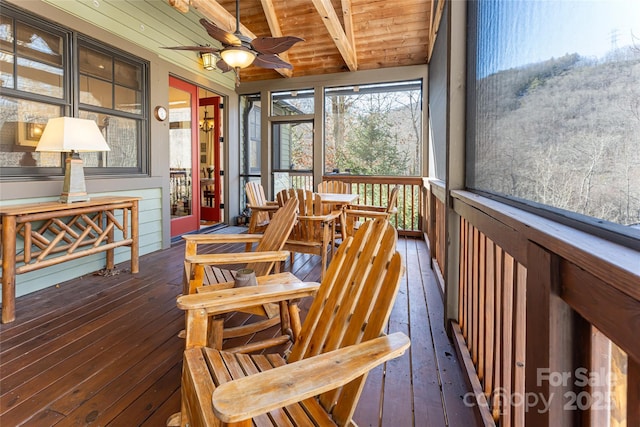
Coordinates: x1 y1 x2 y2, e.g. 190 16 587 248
162 0 303 73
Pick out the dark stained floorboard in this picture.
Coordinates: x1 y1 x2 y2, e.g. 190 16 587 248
0 227 479 426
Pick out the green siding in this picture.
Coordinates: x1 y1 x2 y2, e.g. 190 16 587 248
42 0 235 89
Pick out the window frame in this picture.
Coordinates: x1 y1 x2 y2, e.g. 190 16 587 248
0 2 149 180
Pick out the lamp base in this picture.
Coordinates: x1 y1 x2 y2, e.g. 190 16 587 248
60 153 89 203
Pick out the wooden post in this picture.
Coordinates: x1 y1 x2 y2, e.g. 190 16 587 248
629 358 640 427
525 242 574 426
130 199 139 273
1 215 17 323
106 210 115 270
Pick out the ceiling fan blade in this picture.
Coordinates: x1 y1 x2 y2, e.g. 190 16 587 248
161 45 220 53
251 36 304 55
199 18 241 46
216 59 233 73
253 54 293 70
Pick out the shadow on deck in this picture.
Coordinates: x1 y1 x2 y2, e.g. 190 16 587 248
0 228 480 426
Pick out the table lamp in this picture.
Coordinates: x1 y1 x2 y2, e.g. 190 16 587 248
36 117 110 203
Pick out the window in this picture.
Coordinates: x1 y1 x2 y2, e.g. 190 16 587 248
324 81 422 176
0 4 148 178
467 0 640 244
240 93 261 211
271 89 314 116
77 39 146 171
240 93 261 176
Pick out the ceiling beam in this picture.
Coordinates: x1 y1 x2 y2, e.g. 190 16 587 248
311 0 357 71
169 0 292 78
340 0 355 48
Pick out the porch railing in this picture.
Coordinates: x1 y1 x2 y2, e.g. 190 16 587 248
426 180 640 427
427 179 447 292
322 175 424 237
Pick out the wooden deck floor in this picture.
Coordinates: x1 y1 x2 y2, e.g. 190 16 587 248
0 228 480 426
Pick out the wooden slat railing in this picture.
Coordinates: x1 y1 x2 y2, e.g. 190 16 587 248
427 179 447 291
426 182 640 427
286 171 314 191
322 175 424 236
458 216 527 425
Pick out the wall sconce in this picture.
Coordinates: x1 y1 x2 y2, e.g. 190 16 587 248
201 52 216 71
36 117 110 203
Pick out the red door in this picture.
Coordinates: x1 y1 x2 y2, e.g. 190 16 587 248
200 96 221 222
169 76 200 237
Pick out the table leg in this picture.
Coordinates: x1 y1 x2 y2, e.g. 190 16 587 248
2 215 17 323
130 200 139 273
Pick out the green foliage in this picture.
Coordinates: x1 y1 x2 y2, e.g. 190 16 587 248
339 111 410 175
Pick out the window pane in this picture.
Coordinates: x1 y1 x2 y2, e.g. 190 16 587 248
115 84 140 114
324 81 422 176
468 0 640 229
79 45 112 80
79 110 138 167
114 58 140 90
0 14 13 52
16 57 63 97
0 52 14 89
16 21 62 67
0 15 14 88
240 94 261 176
0 96 62 168
80 75 112 108
273 121 313 170
272 89 314 115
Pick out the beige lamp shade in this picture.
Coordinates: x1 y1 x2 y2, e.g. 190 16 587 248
220 46 255 69
36 117 110 153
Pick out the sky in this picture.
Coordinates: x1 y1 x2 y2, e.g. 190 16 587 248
478 0 640 75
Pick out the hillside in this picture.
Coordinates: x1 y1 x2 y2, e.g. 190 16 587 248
471 49 640 227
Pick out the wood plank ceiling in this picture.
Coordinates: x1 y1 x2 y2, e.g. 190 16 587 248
169 0 441 83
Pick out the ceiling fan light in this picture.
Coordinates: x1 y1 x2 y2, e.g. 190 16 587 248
201 52 216 71
220 47 255 69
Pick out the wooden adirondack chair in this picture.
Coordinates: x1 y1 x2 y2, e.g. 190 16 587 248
344 185 400 237
171 219 409 426
244 181 279 251
317 179 350 194
276 188 341 279
317 180 353 240
182 197 299 350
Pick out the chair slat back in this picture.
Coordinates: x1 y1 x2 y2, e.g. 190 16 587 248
387 185 400 213
287 219 403 421
288 189 325 241
317 180 350 194
245 182 271 224
246 197 297 277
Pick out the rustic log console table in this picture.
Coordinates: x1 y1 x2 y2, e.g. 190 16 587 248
0 196 140 323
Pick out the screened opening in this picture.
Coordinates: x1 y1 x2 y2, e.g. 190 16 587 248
324 80 422 176
466 0 640 246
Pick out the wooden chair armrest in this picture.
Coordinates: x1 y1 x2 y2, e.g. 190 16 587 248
345 210 391 220
247 204 280 212
185 250 290 266
182 234 264 244
346 204 387 212
177 281 321 315
297 211 341 222
212 333 411 423
266 201 279 206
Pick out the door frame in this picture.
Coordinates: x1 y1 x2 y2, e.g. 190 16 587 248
169 76 200 237
199 96 222 222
